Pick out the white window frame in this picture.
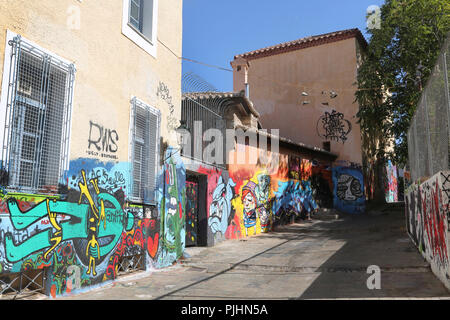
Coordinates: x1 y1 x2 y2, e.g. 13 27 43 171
128 97 161 204
122 0 158 58
0 30 75 192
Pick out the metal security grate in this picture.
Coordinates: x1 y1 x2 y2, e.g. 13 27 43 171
181 95 227 167
1 35 75 193
0 269 46 300
116 253 145 275
130 97 160 204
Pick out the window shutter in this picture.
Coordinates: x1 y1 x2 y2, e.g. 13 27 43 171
146 108 158 202
131 98 160 203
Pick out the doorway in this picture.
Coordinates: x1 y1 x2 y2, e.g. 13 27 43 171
185 176 199 246
185 172 207 247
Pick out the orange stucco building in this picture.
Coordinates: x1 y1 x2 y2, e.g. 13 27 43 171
231 28 367 167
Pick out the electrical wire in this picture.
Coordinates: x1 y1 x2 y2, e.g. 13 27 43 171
157 38 413 96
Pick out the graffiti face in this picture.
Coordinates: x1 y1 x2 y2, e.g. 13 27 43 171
243 192 256 212
208 176 236 236
333 167 365 214
257 207 269 229
336 174 363 201
256 174 270 202
241 181 259 236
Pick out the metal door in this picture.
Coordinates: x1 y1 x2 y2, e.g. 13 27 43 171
185 178 199 246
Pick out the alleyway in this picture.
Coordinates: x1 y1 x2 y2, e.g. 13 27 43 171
55 205 450 300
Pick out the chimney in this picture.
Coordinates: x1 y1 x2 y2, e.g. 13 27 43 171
231 57 250 97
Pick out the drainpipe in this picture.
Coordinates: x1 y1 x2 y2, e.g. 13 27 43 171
244 63 250 99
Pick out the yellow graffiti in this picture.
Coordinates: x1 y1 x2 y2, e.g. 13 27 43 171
232 169 272 237
90 178 107 230
86 235 100 276
78 170 107 276
44 199 62 260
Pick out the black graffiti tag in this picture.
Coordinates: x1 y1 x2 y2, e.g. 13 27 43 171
88 121 119 153
157 82 178 131
317 110 352 143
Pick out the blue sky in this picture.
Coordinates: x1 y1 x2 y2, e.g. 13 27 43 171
182 0 385 92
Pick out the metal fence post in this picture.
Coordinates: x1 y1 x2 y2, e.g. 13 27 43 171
443 51 450 170
423 93 434 176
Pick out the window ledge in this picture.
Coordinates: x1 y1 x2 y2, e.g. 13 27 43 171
122 0 158 58
122 23 157 58
127 23 154 46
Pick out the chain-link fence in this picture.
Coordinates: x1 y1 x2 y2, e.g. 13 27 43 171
407 36 450 182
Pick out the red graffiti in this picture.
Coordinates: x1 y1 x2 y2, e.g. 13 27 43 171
422 178 448 267
105 218 160 278
147 233 159 258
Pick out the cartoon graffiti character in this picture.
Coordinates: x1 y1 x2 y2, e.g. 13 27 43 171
208 176 236 236
255 174 271 232
167 197 178 217
255 174 270 203
44 199 62 260
164 195 180 247
160 154 185 260
3 170 134 267
242 181 258 236
86 234 100 276
336 174 364 201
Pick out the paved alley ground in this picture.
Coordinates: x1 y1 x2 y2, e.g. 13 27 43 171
54 205 450 300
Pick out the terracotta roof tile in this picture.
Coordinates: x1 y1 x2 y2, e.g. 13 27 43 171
234 28 367 61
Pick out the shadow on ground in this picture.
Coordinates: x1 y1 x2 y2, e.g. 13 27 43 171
292 204 449 299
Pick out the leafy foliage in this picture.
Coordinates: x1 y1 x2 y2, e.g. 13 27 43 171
356 0 450 168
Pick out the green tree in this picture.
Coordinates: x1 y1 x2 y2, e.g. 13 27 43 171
356 0 450 202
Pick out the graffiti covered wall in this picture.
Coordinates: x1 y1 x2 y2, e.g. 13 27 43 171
0 149 186 297
405 171 450 289
183 163 238 246
186 146 332 243
224 149 323 239
155 147 186 269
385 160 398 203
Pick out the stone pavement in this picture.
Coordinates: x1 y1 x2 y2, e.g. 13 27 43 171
51 205 450 300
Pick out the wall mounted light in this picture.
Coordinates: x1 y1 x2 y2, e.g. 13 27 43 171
175 120 190 147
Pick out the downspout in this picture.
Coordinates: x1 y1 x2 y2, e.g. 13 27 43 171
244 61 249 99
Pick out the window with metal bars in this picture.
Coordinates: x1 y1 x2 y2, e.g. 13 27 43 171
1 35 75 193
130 97 160 204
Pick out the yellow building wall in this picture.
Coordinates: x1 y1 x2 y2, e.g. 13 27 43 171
0 0 183 162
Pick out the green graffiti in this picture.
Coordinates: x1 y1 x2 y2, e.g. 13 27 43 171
160 158 185 258
4 188 133 263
